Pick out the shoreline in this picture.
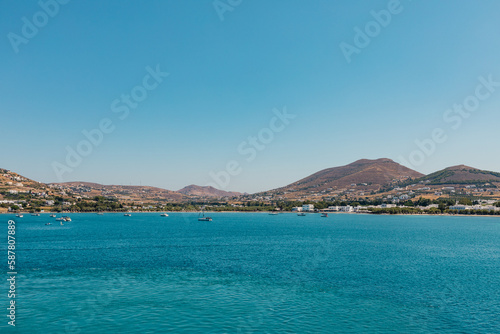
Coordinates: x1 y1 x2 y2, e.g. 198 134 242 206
2 211 499 218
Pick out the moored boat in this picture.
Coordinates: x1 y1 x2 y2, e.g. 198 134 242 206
198 206 212 221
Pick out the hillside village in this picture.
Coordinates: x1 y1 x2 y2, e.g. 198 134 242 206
1 159 500 215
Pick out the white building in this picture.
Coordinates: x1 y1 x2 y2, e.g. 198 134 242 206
340 206 353 212
302 204 314 212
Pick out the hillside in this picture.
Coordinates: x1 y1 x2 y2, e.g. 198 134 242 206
270 158 424 195
177 184 242 198
416 165 500 185
52 182 189 202
0 168 60 198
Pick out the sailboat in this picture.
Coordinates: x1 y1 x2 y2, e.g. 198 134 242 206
198 207 212 222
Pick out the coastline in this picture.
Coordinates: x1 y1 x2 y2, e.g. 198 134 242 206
2 211 499 218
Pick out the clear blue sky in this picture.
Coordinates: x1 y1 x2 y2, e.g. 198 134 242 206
1 0 500 193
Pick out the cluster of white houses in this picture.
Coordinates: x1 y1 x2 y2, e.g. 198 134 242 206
292 203 500 213
449 204 500 212
292 204 361 213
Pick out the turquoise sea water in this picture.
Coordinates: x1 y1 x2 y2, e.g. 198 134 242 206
1 213 500 333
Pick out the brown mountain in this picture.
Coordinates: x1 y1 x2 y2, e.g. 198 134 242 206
417 165 500 185
177 184 242 198
272 158 424 194
52 182 188 202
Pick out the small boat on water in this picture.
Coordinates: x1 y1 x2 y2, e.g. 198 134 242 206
45 222 51 226
124 213 132 216
97 212 104 215
60 221 64 226
63 216 72 222
50 214 56 218
269 212 279 215
16 214 23 218
297 212 306 216
160 213 169 217
31 213 40 216
198 207 212 221
321 213 328 217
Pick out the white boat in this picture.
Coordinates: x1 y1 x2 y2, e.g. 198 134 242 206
16 214 23 218
124 213 132 216
45 222 51 226
198 207 212 221
269 212 279 215
60 221 64 226
297 212 306 216
321 213 328 217
31 213 40 216
160 213 169 217
50 214 56 218
56 197 71 222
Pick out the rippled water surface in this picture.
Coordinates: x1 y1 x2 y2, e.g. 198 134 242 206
1 213 500 333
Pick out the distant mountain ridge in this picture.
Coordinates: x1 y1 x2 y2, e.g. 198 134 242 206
52 181 188 202
271 158 424 194
414 165 500 185
2 159 500 203
177 184 242 198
